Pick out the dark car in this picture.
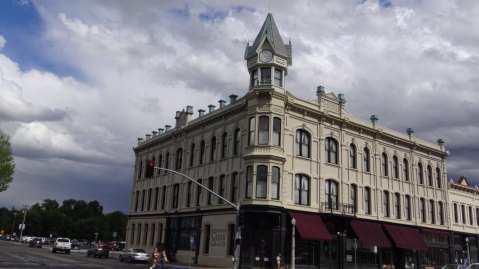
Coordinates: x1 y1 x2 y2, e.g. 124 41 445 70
71 239 81 250
28 238 43 248
86 243 109 258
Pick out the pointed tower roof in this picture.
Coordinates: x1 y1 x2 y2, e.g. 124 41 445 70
244 13 291 64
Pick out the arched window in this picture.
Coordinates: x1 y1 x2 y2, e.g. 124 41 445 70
233 128 241 155
175 148 183 170
325 180 338 210
221 132 228 158
393 156 399 179
427 165 433 186
172 184 179 208
271 166 280 200
273 117 281 146
325 137 338 164
248 117 255 145
295 130 310 157
219 175 225 204
196 179 203 206
210 136 217 161
364 187 371 214
381 153 388 177
294 174 309 205
256 165 267 198
349 144 357 169
258 116 269 145
186 182 192 208
418 162 424 184
383 190 390 217
199 140 205 164
246 166 253 198
439 202 444 225
430 200 436 224
230 172 238 203
403 158 409 181
363 147 370 172
436 167 442 188
190 143 196 167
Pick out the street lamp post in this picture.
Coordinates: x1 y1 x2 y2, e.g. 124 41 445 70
152 167 241 269
291 218 296 269
9 212 17 240
465 237 471 264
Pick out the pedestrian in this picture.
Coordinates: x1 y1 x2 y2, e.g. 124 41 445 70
158 250 169 269
150 248 159 269
276 252 282 269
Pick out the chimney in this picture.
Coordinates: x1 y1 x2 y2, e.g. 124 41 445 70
145 134 151 140
370 115 378 125
198 109 205 117
152 131 158 137
219 99 226 108
175 111 181 119
316 85 325 94
158 128 165 134
186 106 193 115
137 138 143 145
338 93 346 102
165 125 171 132
407 128 414 137
229 94 238 103
208 105 215 113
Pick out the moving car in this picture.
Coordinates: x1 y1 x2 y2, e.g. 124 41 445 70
52 238 71 254
86 243 109 259
118 248 150 263
28 238 42 248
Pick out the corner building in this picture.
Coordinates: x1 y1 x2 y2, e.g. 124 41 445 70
127 13 470 269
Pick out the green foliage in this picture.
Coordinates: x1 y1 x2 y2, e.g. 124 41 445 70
3 199 127 241
0 129 15 192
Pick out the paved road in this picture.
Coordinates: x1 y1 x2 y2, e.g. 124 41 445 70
0 240 149 269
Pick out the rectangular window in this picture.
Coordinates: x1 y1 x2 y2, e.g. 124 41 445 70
383 192 390 217
273 117 281 146
246 166 253 198
248 118 255 145
469 206 473 225
219 175 225 204
462 205 466 224
196 179 202 206
154 187 159 211
228 224 236 256
134 191 139 212
208 177 214 205
271 167 280 200
141 190 145 211
186 182 192 208
454 203 458 223
430 200 436 224
364 188 371 215
147 188 152 211
204 225 210 254
143 224 148 246
260 67 271 84
150 224 156 246
161 186 166 210
420 199 426 222
439 203 444 225
137 224 141 244
394 193 400 219
256 165 267 198
172 184 179 209
130 224 135 243
274 69 282 87
251 69 258 86
231 172 238 203
258 116 269 145
405 196 411 220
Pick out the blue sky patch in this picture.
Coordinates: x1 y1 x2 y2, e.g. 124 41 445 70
171 4 190 20
0 0 81 78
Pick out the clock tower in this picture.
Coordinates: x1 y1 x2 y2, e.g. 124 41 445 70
244 13 292 91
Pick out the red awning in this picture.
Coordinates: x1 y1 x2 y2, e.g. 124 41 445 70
350 220 392 248
289 212 332 241
421 228 450 237
384 224 428 250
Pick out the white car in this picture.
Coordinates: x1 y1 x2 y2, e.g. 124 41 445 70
52 238 71 254
119 248 150 263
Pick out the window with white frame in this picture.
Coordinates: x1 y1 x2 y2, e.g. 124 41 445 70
294 174 309 205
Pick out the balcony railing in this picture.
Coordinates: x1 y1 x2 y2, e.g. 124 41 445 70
321 201 356 216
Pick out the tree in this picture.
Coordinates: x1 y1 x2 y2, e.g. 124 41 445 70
0 129 15 192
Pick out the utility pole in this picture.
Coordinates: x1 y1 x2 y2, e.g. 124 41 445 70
9 212 17 240
18 205 28 243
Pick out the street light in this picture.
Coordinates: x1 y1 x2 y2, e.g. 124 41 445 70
465 237 471 265
9 212 17 240
291 218 296 269
151 166 241 269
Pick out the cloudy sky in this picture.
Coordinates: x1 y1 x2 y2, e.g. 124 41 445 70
0 0 478 213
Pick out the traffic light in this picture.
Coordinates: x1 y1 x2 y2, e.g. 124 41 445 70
146 160 155 178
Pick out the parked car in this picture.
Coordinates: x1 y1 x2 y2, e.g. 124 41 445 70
52 238 71 254
466 263 479 269
118 248 150 263
71 239 81 250
28 238 42 248
86 243 109 259
441 264 467 269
